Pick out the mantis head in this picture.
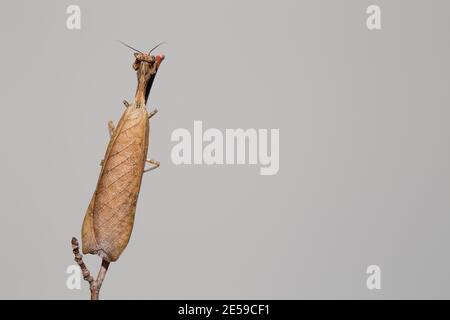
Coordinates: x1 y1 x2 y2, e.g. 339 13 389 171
118 41 166 105
132 52 165 80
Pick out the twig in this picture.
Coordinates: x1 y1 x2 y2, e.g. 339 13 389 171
90 259 110 300
71 237 95 285
71 237 110 300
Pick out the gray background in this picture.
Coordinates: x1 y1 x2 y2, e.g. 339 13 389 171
0 0 449 299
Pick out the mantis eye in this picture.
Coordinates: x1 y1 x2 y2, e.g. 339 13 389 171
132 60 140 70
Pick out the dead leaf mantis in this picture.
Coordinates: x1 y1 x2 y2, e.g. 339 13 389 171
71 41 165 300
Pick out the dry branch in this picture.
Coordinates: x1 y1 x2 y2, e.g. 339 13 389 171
71 237 110 300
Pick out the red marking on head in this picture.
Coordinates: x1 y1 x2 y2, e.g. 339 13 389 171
155 54 165 68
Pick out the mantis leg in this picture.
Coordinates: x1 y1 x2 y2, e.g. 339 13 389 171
144 159 160 173
148 109 158 119
100 121 115 166
108 121 115 137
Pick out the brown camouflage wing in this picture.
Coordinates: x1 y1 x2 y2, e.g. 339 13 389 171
82 104 149 261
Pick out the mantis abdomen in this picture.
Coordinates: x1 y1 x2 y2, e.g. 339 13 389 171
82 103 150 262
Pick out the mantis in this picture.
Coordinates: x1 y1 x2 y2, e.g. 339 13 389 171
71 42 165 300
